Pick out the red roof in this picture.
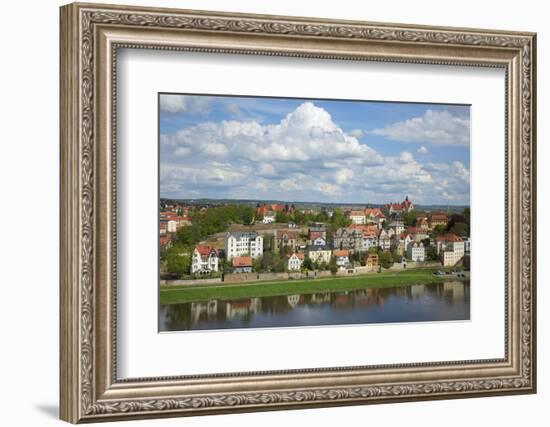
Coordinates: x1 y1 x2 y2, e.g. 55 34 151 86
195 245 217 256
287 252 304 260
333 249 349 257
431 214 448 221
276 230 298 240
435 233 462 242
159 235 172 246
232 256 253 267
365 207 383 217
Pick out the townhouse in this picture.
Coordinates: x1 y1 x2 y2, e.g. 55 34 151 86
225 231 263 260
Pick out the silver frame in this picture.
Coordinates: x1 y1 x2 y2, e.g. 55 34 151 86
60 2 536 423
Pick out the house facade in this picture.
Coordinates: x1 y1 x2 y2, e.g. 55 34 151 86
333 249 350 268
388 219 405 235
262 213 275 224
287 253 304 271
362 233 377 251
191 245 220 274
232 256 253 273
275 230 298 253
332 227 362 251
306 245 332 264
378 229 391 250
407 241 426 262
225 231 263 260
308 222 327 242
430 213 448 228
346 210 366 225
365 253 379 271
435 234 465 266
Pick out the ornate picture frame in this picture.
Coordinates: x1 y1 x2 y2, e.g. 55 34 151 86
60 2 536 423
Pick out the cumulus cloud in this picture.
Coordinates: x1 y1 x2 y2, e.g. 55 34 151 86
418 145 429 154
370 109 470 146
159 94 211 114
160 101 470 204
348 129 364 138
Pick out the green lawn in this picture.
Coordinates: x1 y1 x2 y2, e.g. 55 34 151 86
160 268 468 305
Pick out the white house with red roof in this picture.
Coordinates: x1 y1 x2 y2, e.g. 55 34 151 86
287 253 304 271
191 245 219 274
346 210 367 225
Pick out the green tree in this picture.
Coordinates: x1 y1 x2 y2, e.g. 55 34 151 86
303 257 314 271
165 246 191 277
329 208 351 230
402 210 418 226
378 250 394 269
175 224 201 247
426 246 438 261
432 224 447 237
329 256 338 274
449 222 468 237
275 211 288 223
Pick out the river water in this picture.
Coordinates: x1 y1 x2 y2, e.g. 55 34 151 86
159 281 470 332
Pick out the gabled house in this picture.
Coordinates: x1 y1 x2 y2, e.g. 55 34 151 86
430 213 448 228
346 210 366 225
276 230 298 253
407 241 426 262
232 256 253 273
287 253 304 271
333 249 350 268
191 245 220 274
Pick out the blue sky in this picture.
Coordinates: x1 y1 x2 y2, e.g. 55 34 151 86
159 94 470 205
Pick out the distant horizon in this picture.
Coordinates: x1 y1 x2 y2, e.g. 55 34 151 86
160 196 470 208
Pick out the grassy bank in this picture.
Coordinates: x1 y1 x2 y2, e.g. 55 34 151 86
160 268 468 305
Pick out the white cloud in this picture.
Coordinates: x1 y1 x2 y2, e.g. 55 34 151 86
160 102 470 204
159 94 211 114
399 151 414 163
348 129 364 138
418 145 429 154
370 109 470 146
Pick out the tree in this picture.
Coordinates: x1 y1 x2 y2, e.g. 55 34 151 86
275 211 288 223
329 208 350 230
426 246 438 261
166 246 191 277
378 250 394 269
432 224 447 237
329 256 338 274
303 257 314 271
175 224 201 247
449 222 468 237
402 210 418 226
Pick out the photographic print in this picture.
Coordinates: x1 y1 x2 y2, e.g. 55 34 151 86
158 94 471 332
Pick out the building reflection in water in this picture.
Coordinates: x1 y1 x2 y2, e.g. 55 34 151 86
161 281 469 331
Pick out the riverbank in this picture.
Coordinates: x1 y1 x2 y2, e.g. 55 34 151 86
160 267 468 305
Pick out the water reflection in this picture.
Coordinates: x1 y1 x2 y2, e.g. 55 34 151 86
160 281 470 332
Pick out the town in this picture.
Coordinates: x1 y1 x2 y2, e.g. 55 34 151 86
159 196 471 285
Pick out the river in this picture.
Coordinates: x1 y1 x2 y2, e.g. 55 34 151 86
159 281 470 332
